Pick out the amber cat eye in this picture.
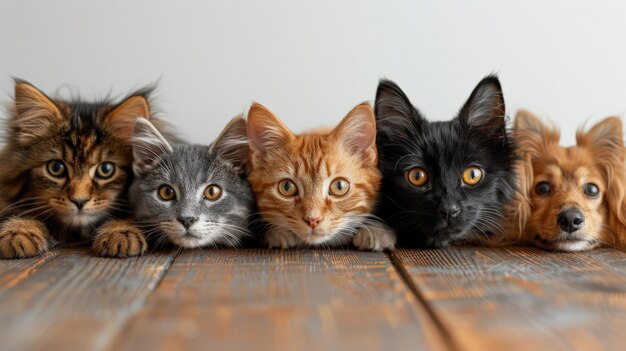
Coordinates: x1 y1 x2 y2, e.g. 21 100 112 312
96 162 115 179
329 178 350 197
204 184 222 200
462 166 483 185
278 179 298 197
158 185 176 201
47 160 67 178
407 167 428 187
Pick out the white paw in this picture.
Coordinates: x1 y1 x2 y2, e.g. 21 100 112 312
265 230 299 249
353 225 397 251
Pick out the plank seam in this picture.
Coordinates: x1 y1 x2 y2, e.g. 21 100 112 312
96 249 181 351
387 250 461 351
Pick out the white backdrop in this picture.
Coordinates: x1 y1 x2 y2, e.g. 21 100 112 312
2 1 626 145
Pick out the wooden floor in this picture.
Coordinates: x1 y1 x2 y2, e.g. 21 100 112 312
2 246 626 351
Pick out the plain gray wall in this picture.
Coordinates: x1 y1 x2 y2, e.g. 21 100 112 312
2 1 626 145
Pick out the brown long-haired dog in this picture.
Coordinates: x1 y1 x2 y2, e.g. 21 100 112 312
506 110 626 251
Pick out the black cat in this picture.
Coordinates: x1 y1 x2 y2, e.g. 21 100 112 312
374 75 517 248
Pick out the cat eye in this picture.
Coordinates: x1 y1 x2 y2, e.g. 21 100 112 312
462 166 483 186
407 167 428 187
278 179 298 197
47 160 67 178
583 183 600 198
158 185 176 201
535 181 551 195
329 178 350 197
204 184 222 201
96 162 115 179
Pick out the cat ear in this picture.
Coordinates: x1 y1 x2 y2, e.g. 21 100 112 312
11 80 64 144
132 117 173 175
246 102 293 162
514 109 559 157
332 102 377 165
375 79 423 136
459 75 506 140
104 92 151 142
210 116 249 173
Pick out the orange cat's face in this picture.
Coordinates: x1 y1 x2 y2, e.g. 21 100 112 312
247 102 381 245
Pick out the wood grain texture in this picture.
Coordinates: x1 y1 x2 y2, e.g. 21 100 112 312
393 246 626 351
108 249 447 351
0 247 177 351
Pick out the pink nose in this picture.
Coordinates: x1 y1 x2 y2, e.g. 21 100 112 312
304 217 323 229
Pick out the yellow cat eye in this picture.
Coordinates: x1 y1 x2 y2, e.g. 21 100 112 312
96 162 115 179
462 166 483 186
329 178 350 197
407 167 428 187
158 185 176 201
278 179 298 197
47 160 67 178
204 184 222 201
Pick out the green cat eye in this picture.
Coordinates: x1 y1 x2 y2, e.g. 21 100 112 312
96 162 116 179
278 179 298 197
47 160 67 178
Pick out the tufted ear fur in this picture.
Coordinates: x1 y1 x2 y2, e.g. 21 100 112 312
459 75 506 141
210 116 250 173
331 102 377 166
10 80 64 145
131 117 173 175
103 93 151 142
514 109 561 159
246 102 293 166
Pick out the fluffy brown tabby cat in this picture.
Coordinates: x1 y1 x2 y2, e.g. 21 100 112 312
0 80 169 258
247 102 396 251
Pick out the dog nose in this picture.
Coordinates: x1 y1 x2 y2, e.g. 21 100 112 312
70 197 89 210
557 208 585 233
439 204 460 220
178 216 198 229
304 217 323 229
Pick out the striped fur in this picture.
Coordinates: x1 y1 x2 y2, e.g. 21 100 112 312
247 102 395 250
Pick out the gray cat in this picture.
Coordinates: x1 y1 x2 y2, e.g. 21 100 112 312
129 116 254 248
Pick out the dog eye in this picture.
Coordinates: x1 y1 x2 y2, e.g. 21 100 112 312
407 167 428 187
583 183 600 198
535 182 551 195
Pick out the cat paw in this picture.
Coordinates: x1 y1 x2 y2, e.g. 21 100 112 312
0 218 51 258
353 225 397 251
265 230 299 249
92 220 147 258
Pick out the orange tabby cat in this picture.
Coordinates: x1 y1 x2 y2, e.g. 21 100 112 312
247 102 395 251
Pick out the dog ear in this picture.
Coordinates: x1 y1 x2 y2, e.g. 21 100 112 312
508 153 534 238
514 109 559 158
580 117 626 243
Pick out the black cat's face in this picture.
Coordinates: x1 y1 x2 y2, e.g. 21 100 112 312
375 76 517 248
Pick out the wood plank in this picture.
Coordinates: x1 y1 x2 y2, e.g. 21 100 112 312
0 247 177 351
108 249 448 351
0 249 58 294
393 246 626 351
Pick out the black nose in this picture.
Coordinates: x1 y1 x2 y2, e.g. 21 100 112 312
178 217 198 229
439 204 461 220
557 208 585 233
71 198 89 210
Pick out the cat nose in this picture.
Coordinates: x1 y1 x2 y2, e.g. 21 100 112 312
304 217 323 229
70 197 89 210
178 216 199 229
439 204 460 220
557 208 585 233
